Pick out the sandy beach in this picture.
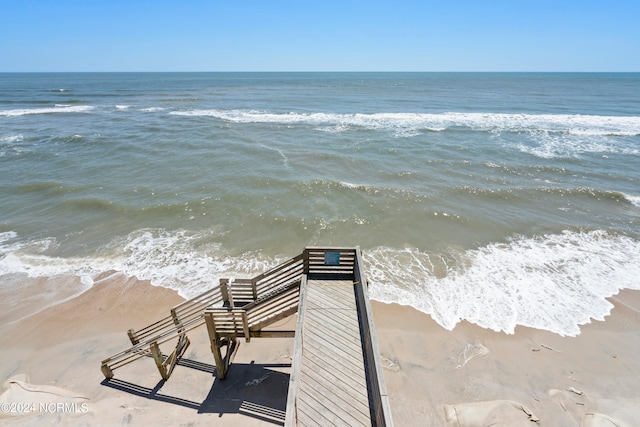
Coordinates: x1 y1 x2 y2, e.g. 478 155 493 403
1 272 639 426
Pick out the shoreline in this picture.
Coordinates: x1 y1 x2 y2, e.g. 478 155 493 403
1 274 639 426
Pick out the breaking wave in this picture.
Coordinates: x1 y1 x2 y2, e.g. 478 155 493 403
0 105 94 117
2 228 640 336
169 109 640 138
365 230 640 336
0 229 283 299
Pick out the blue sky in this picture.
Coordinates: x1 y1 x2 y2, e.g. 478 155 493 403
2 0 639 72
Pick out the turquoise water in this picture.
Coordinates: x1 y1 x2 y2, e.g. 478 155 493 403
1 72 639 335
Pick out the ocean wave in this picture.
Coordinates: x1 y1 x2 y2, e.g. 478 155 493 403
452 186 636 206
3 228 639 336
0 105 94 117
0 229 282 299
0 135 24 143
622 193 640 207
169 109 640 137
517 133 640 158
0 231 20 250
365 230 640 336
298 179 428 204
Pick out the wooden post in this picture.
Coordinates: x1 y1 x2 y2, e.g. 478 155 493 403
241 311 250 343
101 363 114 380
221 278 235 307
150 342 170 380
224 338 239 377
251 278 258 300
220 278 230 304
170 308 185 333
302 248 310 274
205 312 226 379
127 328 139 345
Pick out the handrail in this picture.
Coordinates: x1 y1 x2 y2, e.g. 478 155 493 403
354 247 393 427
101 246 392 425
101 252 304 379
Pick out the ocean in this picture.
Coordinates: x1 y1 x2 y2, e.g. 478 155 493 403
1 72 639 336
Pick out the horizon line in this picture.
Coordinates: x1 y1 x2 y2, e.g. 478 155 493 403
1 70 639 74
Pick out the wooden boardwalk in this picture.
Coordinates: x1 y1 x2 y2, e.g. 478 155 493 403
285 248 393 427
293 279 372 426
101 247 392 427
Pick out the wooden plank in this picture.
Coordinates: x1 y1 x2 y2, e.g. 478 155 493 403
300 355 369 408
105 253 296 380
354 246 393 427
297 388 346 427
302 329 366 379
290 270 374 427
303 315 362 357
298 388 360 427
249 305 299 332
303 300 360 338
254 255 303 286
298 336 368 391
284 274 308 427
247 289 299 320
304 307 360 338
298 374 369 427
249 330 295 338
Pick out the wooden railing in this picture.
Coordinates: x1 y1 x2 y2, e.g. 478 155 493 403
285 247 393 427
353 247 393 427
102 285 225 380
101 246 392 427
101 246 392 425
303 246 356 277
101 254 303 380
203 255 304 379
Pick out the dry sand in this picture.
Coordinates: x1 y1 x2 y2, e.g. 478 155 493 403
1 272 639 426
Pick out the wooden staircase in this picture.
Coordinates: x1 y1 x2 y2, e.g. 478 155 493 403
101 247 393 426
100 254 304 380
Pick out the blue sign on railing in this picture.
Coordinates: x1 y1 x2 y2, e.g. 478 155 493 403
324 251 341 266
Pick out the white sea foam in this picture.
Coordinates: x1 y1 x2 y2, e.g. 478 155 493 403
339 181 361 189
364 230 640 336
0 229 283 300
169 109 640 137
140 107 165 112
113 229 284 297
622 193 640 207
0 105 94 117
0 243 107 284
0 135 24 143
115 105 131 110
0 231 19 248
3 228 639 336
517 133 640 159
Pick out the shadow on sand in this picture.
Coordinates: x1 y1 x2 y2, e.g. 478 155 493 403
101 359 290 426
